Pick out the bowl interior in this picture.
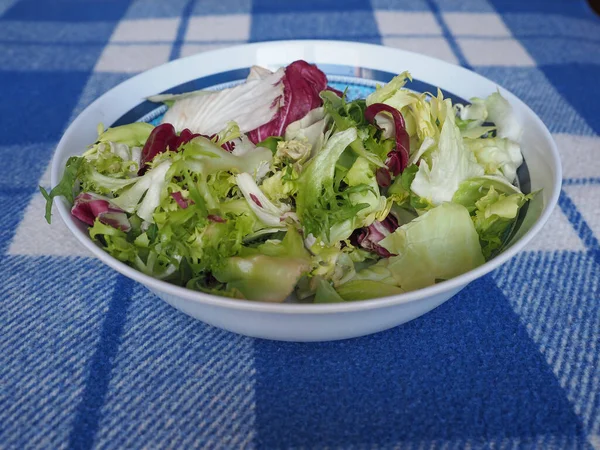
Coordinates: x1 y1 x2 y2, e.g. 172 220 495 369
52 40 561 312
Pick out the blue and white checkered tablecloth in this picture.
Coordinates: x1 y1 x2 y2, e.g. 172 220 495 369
1 0 599 448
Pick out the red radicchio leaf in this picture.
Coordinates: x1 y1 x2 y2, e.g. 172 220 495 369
379 213 399 233
138 123 176 175
249 193 263 207
71 192 131 232
247 60 329 143
364 103 410 176
171 191 192 209
220 140 236 152
350 213 399 258
207 214 226 223
375 167 392 188
170 128 200 151
138 124 200 175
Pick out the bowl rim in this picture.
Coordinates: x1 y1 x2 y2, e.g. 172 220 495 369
52 39 562 315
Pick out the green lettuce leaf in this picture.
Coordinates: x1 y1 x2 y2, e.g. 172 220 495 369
186 277 245 299
465 137 523 183
235 172 292 228
452 176 533 257
82 135 142 177
275 138 312 168
89 219 136 261
214 121 241 146
387 163 433 214
213 227 311 302
40 156 84 224
97 122 154 148
256 136 282 154
456 92 522 143
260 169 298 202
365 73 445 142
284 107 329 157
336 280 404 301
346 262 397 285
452 175 522 213
111 161 172 222
366 71 412 106
89 219 178 279
344 156 386 221
179 135 272 176
411 99 484 205
484 92 522 142
190 214 257 272
321 92 387 168
314 278 345 303
378 202 485 291
309 244 356 286
473 186 532 258
91 148 137 177
296 127 366 242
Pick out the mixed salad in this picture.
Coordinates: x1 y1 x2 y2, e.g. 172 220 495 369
43 60 533 303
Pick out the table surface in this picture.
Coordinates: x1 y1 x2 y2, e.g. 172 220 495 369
2 0 600 448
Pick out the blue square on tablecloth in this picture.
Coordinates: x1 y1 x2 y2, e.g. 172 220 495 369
124 0 191 18
0 71 90 145
429 0 495 12
250 11 381 43
0 143 56 190
0 44 104 72
492 250 600 440
488 0 592 18
370 0 430 11
499 12 600 39
191 0 251 15
90 284 257 449
253 276 585 447
515 38 600 66
0 190 38 253
68 73 132 121
252 0 371 13
1 0 130 21
0 256 118 449
541 64 600 136
0 21 116 43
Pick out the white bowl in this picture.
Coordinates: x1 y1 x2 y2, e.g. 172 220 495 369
52 40 561 342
